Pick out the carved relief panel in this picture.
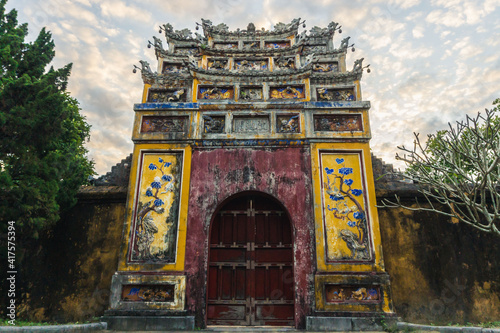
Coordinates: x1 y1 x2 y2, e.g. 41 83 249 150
317 88 355 101
141 116 188 133
314 114 362 132
265 40 290 49
147 89 186 103
270 85 305 99
313 62 339 73
274 56 295 70
203 115 225 134
239 86 263 100
325 285 380 303
174 46 197 55
234 59 268 71
162 62 186 74
243 41 260 49
207 58 229 70
198 86 234 100
233 116 270 133
213 42 238 49
277 114 300 133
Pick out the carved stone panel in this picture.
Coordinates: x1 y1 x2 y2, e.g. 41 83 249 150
162 62 185 74
147 89 186 103
243 41 260 49
325 285 380 303
213 42 238 49
277 114 300 133
239 86 263 100
141 116 188 133
233 116 270 133
270 86 305 99
207 58 229 70
265 41 290 49
313 62 339 73
303 45 326 53
174 47 197 55
317 88 355 101
314 114 362 132
122 284 175 302
198 87 234 100
274 56 295 70
203 115 225 133
234 59 268 71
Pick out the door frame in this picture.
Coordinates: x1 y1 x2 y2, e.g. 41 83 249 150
205 191 296 326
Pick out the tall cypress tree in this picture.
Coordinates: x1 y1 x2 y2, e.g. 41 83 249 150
0 0 94 238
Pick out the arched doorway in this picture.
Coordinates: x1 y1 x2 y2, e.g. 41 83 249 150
206 193 295 326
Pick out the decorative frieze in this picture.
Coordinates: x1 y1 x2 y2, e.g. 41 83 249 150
277 114 300 133
313 62 339 73
162 62 186 74
314 114 362 132
198 86 234 100
147 89 186 103
317 87 355 101
214 42 238 49
207 58 229 70
325 285 380 303
233 116 270 133
239 86 263 100
270 85 305 99
174 46 197 55
141 116 188 133
234 59 268 71
122 284 175 302
274 56 295 70
243 41 260 49
203 115 225 133
265 40 290 49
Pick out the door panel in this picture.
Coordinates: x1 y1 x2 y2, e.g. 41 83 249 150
207 195 294 326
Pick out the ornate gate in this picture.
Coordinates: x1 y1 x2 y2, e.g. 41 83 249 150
207 195 294 326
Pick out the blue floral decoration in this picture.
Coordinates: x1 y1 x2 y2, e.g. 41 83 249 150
339 167 353 175
327 205 338 212
351 189 362 196
164 162 172 167
162 175 172 182
158 158 163 163
347 221 357 227
151 181 161 189
325 167 334 175
329 194 344 201
344 179 353 186
145 189 153 197
154 199 164 206
353 211 364 220
335 158 344 164
148 163 158 170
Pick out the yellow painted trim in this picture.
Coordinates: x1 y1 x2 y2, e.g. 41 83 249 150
118 143 192 272
311 142 385 273
304 78 311 102
142 84 152 103
192 79 199 102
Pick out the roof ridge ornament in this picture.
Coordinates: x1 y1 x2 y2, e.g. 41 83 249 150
196 18 305 37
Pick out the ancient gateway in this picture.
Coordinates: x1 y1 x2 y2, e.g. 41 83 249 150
104 18 396 330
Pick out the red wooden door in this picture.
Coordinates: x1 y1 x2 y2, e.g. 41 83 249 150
207 195 294 326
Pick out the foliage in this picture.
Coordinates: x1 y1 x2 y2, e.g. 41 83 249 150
0 0 94 238
381 99 500 238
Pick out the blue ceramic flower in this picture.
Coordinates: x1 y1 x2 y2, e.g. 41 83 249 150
148 163 158 170
164 162 172 167
344 179 353 186
162 174 172 182
158 158 164 163
347 221 357 227
335 158 344 164
325 167 334 175
145 187 153 197
329 194 344 201
339 167 353 175
353 212 364 220
154 199 164 206
351 189 362 196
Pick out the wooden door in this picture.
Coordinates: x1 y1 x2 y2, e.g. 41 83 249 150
207 195 294 326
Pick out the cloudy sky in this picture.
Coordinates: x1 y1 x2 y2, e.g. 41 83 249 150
8 0 500 175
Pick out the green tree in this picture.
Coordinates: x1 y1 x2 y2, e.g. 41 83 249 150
380 99 500 238
0 0 94 238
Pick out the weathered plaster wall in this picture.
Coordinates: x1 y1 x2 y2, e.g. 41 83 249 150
9 187 126 323
377 190 500 325
184 146 315 328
